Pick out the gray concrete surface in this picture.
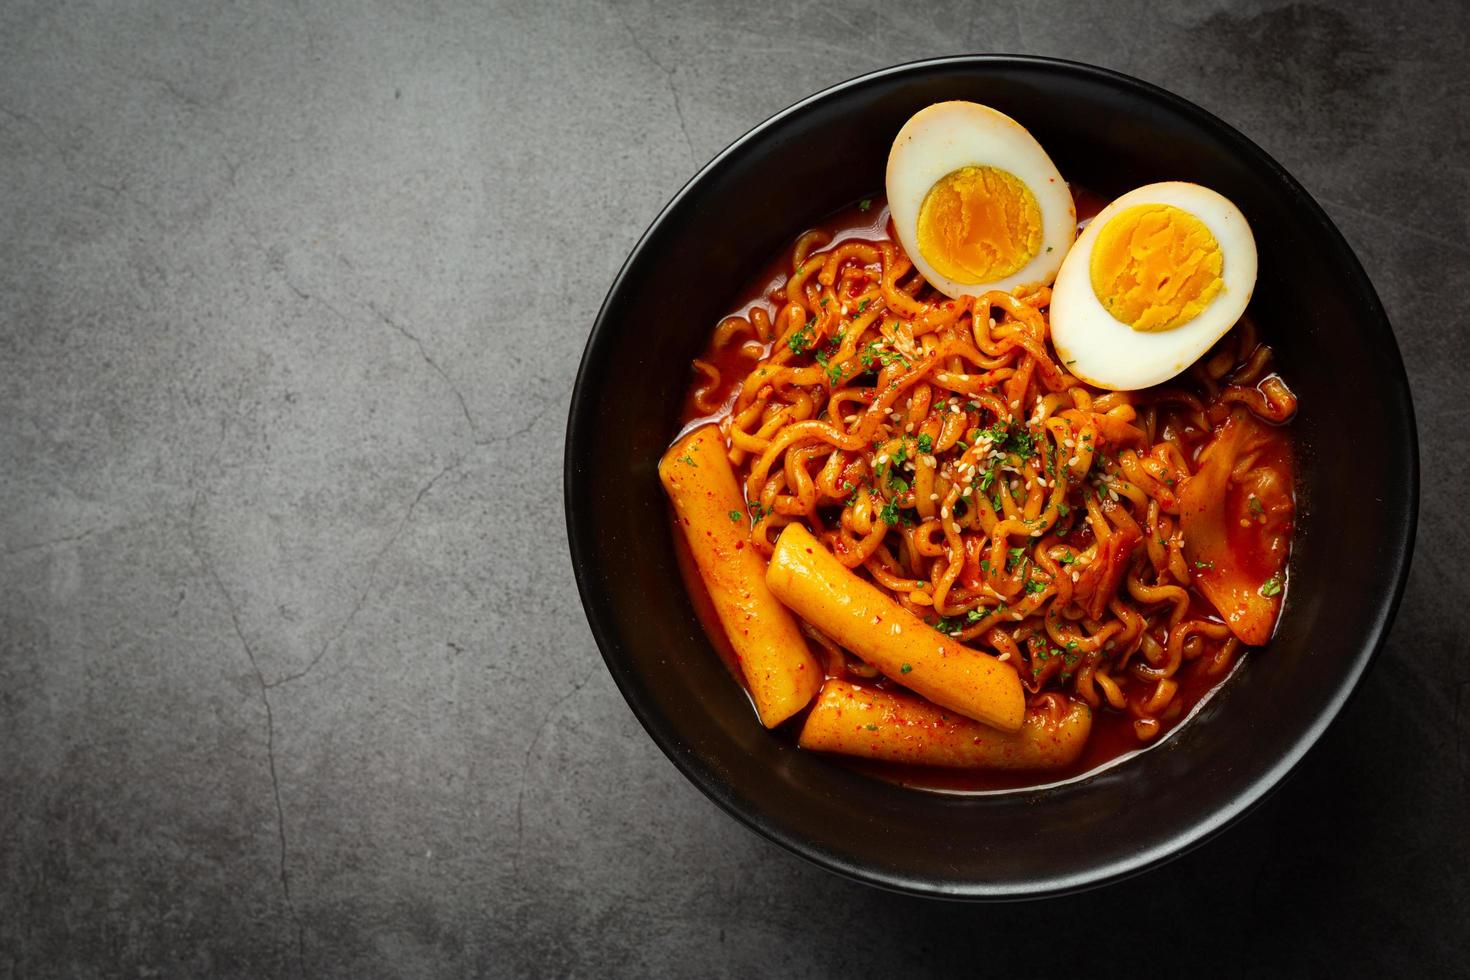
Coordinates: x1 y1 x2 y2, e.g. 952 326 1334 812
1 0 1466 976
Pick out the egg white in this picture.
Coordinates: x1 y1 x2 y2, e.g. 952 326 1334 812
1050 182 1258 391
886 102 1075 299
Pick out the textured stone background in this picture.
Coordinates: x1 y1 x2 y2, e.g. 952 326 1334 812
1 0 1465 976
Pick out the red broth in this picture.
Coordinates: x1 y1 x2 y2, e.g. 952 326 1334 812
670 188 1294 792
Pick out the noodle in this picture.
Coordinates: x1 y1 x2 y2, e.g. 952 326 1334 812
683 208 1297 748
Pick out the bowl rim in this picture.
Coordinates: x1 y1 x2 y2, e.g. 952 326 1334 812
564 53 1420 899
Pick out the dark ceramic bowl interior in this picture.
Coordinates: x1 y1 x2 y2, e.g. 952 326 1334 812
565 56 1417 898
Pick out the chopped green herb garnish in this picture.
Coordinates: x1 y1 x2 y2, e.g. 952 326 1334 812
858 198 872 211
1249 495 1266 517
728 510 742 522
900 663 912 674
816 348 844 385
787 321 814 354
864 723 878 731
879 499 901 526
917 433 933 454
1004 424 1035 458
1260 574 1284 597
679 454 697 467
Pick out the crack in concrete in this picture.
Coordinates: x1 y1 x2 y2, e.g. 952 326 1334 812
182 384 459 972
2 521 121 558
0 527 102 556
513 665 600 879
249 244 489 446
0 103 165 226
0 515 171 559
368 302 481 442
266 457 461 689
605 1 696 163
487 393 557 449
187 492 307 978
243 229 557 454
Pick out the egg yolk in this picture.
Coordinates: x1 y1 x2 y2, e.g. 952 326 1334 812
916 166 1042 284
1089 204 1224 332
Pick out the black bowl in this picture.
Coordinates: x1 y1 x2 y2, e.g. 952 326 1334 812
564 56 1417 898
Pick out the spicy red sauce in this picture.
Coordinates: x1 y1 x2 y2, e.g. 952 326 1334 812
670 188 1294 792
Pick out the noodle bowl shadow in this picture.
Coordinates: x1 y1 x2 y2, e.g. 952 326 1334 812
565 56 1417 899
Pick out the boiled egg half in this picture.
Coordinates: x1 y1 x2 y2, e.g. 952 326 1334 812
1050 182 1257 391
886 101 1075 299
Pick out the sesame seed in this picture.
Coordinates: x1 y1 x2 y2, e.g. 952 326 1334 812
997 652 1010 662
941 507 951 519
929 493 940 502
